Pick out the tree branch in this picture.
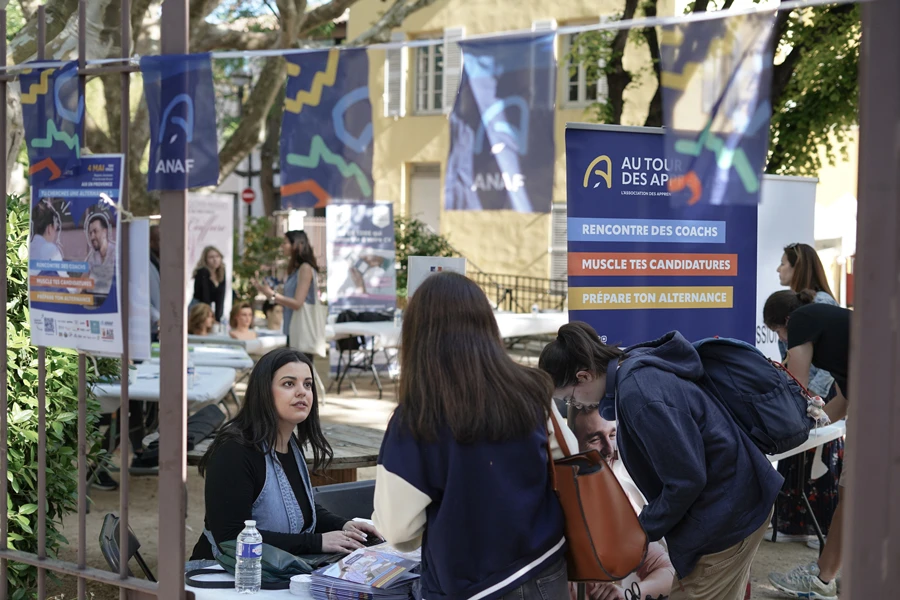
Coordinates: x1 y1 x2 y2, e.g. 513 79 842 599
18 0 41 21
350 0 441 45
722 0 737 10
10 0 78 64
192 22 280 52
693 0 712 12
642 0 663 127
297 0 355 35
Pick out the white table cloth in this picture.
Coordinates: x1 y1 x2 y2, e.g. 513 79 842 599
189 333 288 355
150 345 253 370
767 420 847 463
94 363 236 413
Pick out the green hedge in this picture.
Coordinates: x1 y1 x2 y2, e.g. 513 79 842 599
5 195 116 599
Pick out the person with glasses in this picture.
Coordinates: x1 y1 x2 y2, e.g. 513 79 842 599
771 243 844 554
539 322 783 600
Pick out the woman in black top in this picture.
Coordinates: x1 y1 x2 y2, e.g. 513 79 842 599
192 245 227 322
190 349 380 562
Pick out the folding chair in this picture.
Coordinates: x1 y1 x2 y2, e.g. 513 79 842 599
98 513 157 582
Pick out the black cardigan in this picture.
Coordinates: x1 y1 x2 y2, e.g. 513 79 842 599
193 267 226 322
190 439 348 560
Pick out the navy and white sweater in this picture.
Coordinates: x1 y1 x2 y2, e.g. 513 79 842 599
372 403 573 600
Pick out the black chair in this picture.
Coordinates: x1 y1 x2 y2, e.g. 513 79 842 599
330 310 392 399
98 513 157 582
313 480 376 520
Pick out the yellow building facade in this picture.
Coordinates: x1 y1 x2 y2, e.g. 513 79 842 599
347 0 675 279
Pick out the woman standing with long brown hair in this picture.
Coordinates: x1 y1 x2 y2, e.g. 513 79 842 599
373 272 568 600
771 242 843 550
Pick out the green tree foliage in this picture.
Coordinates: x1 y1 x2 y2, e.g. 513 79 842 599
566 1 860 176
5 195 114 599
232 216 283 301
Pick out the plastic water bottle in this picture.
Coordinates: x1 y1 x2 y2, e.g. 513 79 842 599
235 520 263 593
187 354 196 389
393 309 403 328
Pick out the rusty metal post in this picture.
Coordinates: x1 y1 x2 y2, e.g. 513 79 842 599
844 0 900 597
158 0 190 597
77 354 87 600
0 9 8 600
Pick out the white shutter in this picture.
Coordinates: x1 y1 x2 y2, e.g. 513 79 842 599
531 20 557 101
442 26 465 114
549 203 568 281
532 19 557 32
384 31 407 118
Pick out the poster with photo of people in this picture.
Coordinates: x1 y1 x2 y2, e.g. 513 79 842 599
28 155 125 354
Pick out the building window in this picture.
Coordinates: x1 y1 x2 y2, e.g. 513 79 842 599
565 33 607 107
415 42 444 114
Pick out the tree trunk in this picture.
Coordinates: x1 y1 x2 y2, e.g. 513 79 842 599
606 0 640 124
260 86 285 217
642 0 663 128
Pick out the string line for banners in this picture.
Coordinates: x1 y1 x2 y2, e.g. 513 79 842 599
0 0 864 72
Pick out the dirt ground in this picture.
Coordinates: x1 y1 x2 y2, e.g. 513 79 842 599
46 365 836 599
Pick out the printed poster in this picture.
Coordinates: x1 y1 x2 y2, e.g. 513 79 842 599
566 125 757 346
29 155 125 354
325 203 396 315
187 193 235 321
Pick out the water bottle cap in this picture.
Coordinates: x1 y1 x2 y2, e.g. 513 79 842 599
245 520 256 526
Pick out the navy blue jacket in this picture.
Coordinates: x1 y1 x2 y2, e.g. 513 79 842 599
372 413 566 600
613 332 783 578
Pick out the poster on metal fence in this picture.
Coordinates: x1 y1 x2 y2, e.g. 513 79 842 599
565 124 757 346
28 154 125 354
186 193 234 323
325 203 396 315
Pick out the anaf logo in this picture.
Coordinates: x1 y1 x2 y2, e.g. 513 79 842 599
583 155 612 189
155 93 195 174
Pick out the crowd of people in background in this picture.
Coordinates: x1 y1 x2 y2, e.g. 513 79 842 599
134 229 856 600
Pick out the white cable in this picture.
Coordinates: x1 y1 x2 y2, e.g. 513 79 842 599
0 0 862 72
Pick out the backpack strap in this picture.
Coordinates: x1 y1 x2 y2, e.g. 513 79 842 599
600 357 620 421
185 569 235 589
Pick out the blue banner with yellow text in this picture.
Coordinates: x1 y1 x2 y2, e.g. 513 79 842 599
20 61 84 182
141 53 219 190
280 48 373 208
445 34 556 213
566 124 757 346
661 11 776 206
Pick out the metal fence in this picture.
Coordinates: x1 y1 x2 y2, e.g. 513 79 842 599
470 272 568 313
0 2 189 599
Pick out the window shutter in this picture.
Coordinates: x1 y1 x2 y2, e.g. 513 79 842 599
384 31 407 118
596 16 610 103
550 203 568 281
442 26 465 114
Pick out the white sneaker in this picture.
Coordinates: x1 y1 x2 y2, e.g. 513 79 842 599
768 562 837 600
765 530 813 544
807 536 824 550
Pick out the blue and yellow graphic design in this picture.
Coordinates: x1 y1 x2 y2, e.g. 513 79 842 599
280 48 373 208
660 11 776 206
20 61 84 181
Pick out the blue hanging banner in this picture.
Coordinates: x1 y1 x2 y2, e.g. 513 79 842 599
661 11 776 206
20 61 84 182
141 53 219 191
280 48 373 209
445 33 556 213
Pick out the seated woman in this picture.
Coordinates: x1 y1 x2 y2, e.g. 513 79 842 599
188 348 379 569
188 302 216 336
229 302 258 341
566 404 675 600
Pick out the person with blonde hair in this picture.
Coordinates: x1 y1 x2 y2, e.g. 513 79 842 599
193 246 227 322
188 302 216 336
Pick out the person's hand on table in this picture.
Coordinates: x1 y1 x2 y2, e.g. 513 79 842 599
343 520 383 543
321 530 365 554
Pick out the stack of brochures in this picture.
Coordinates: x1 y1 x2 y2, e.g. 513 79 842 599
310 544 421 600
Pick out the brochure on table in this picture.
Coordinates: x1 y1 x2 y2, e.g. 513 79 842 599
407 256 467 298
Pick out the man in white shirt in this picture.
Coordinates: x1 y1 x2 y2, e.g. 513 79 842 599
85 214 116 296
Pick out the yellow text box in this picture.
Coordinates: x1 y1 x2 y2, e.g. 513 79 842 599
30 291 95 306
570 286 733 310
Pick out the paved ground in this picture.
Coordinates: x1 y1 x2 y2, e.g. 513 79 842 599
47 360 833 599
